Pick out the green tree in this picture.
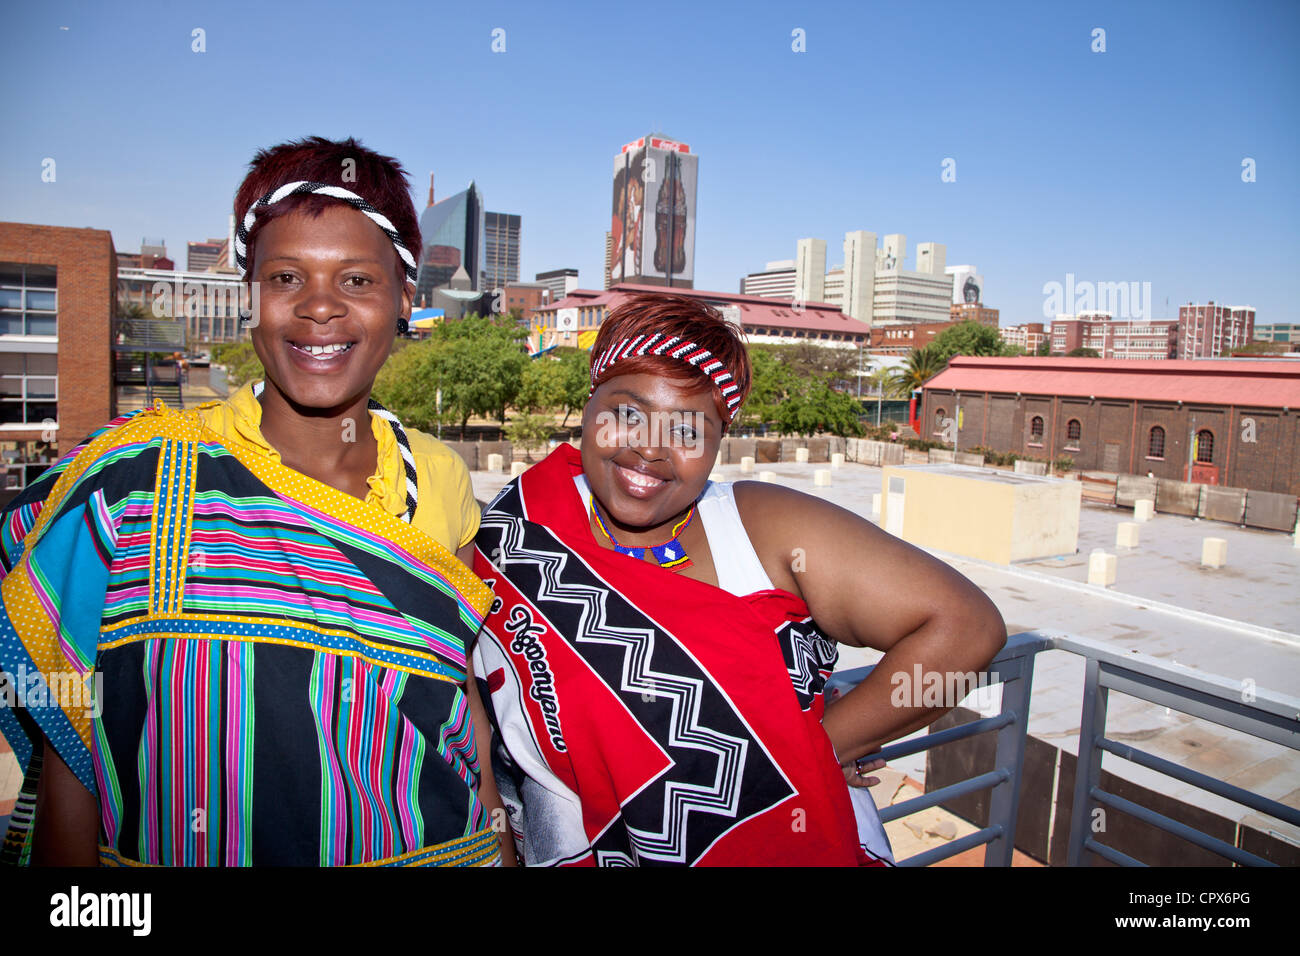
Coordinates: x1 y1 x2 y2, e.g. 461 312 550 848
516 357 567 414
929 320 1012 364
738 348 799 430
210 342 264 388
890 345 945 393
1067 346 1101 357
775 379 864 437
552 347 592 426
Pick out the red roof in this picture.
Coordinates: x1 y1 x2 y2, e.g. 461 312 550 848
924 356 1300 409
539 284 869 336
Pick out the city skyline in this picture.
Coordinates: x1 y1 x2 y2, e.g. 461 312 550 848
1 1 1296 326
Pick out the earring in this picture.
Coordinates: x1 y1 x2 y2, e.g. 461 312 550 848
396 317 409 335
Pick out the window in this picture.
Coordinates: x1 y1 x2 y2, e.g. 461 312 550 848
1148 426 1165 458
1066 419 1081 446
0 352 58 426
1196 429 1214 463
1030 415 1044 441
0 263 58 337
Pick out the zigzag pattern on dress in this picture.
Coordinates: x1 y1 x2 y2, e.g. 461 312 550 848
482 503 754 864
778 619 840 712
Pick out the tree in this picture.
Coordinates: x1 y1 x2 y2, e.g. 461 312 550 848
552 347 591 426
1067 346 1101 358
890 345 945 393
775 379 864 437
1035 339 1052 356
929 320 1012 364
210 342 264 388
738 348 799 430
516 357 567 414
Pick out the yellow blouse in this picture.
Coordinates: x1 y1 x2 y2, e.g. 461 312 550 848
196 383 480 554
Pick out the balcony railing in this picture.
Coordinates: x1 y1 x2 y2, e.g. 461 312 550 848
829 630 1300 866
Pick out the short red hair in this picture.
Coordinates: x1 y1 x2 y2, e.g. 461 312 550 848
590 293 752 427
233 136 420 285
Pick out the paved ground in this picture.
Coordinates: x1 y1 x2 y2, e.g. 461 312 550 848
471 453 1300 853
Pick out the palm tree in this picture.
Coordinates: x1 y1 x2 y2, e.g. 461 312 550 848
890 345 946 393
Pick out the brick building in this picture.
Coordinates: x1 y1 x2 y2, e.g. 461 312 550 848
1000 322 1049 353
1178 302 1255 359
0 222 117 488
949 303 999 326
920 357 1300 495
1049 312 1178 359
870 319 960 356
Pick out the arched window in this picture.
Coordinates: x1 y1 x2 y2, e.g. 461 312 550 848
1066 419 1082 442
1030 416 1044 440
1148 426 1165 458
1196 429 1214 463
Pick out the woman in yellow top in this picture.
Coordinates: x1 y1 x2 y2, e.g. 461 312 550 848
0 136 513 867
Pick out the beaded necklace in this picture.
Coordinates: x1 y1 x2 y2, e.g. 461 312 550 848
591 499 695 570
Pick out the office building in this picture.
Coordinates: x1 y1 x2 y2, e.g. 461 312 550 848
740 260 796 298
795 239 826 304
416 174 485 305
609 134 697 288
536 268 579 305
1178 303 1256 359
484 211 521 291
1050 313 1179 359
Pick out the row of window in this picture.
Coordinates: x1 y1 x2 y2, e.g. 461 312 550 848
934 409 1216 464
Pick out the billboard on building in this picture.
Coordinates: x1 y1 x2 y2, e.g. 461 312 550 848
948 265 984 306
610 136 695 285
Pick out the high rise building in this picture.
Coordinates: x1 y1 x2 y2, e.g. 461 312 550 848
795 239 826 304
741 260 796 298
416 174 485 306
484 211 521 291
187 239 226 273
536 268 579 305
870 234 950 325
1178 302 1256 359
609 134 697 288
841 231 876 322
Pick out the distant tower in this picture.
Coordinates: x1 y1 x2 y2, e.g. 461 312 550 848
842 230 877 323
795 238 826 304
609 134 698 288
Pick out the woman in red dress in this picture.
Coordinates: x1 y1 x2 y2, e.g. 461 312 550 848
472 293 1005 865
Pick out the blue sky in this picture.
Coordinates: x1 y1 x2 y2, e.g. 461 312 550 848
2 0 1297 326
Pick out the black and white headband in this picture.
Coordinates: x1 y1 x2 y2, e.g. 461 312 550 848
234 181 418 287
590 333 743 422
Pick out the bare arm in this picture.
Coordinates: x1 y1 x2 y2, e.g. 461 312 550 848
458 541 517 867
31 737 99 866
736 481 1006 765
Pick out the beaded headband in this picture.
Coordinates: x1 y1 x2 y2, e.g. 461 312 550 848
234 181 418 287
589 333 742 422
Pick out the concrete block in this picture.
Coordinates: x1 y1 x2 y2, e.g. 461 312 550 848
1243 490 1300 532
1201 537 1227 568
714 451 723 471
794 446 810 463
1117 474 1158 508
1156 478 1202 517
756 439 781 463
723 437 755 465
1116 522 1140 549
477 441 511 468
807 438 830 463
831 452 846 469
1133 498 1154 523
813 469 831 486
486 453 504 473
1014 459 1048 476
928 448 956 464
758 470 777 483
709 471 724 482
871 493 882 516
1199 485 1247 524
844 438 859 462
779 439 803 462
955 451 985 467
1087 549 1116 587
509 461 528 478
441 441 477 471
739 456 755 474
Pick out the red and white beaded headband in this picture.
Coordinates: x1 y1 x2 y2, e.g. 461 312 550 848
589 333 742 422
234 180 418 287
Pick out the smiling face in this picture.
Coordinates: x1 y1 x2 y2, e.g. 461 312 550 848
249 203 411 414
581 371 724 541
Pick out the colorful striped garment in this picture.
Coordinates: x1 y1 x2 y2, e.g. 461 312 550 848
0 402 497 866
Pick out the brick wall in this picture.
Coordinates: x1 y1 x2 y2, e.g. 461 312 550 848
0 222 116 455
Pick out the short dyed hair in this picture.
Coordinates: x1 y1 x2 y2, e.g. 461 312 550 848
233 136 421 285
589 293 752 427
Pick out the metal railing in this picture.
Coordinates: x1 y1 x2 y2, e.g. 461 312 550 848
829 629 1300 866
